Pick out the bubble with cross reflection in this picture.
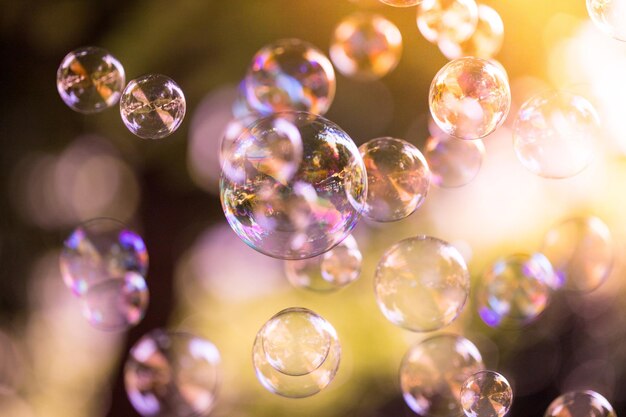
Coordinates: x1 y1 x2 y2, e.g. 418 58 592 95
461 371 513 417
587 0 626 42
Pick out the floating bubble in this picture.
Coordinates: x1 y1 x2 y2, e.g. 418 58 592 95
587 0 626 42
284 234 362 292
439 5 504 60
244 39 336 116
417 0 479 45
430 57 511 140
541 216 614 293
359 137 430 222
56 46 125 114
513 91 600 179
401 334 485 417
220 111 367 260
252 307 341 398
545 391 616 417
423 134 485 188
380 0 420 6
330 13 402 81
461 371 513 417
125 329 221 417
120 74 186 139
60 218 148 296
374 236 470 332
477 253 554 328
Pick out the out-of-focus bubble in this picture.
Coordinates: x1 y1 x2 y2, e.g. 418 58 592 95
401 334 484 417
513 91 600 179
125 329 221 417
544 391 616 417
252 307 340 398
0 331 23 393
244 39 336 116
541 216 614 292
587 0 626 42
461 371 513 417
417 0 478 45
359 137 430 222
220 111 367 260
374 236 470 332
423 134 485 188
429 57 511 140
330 13 402 81
56 46 125 114
120 74 186 139
380 0 420 6
477 253 554 328
284 234 362 292
439 5 504 60
60 218 148 296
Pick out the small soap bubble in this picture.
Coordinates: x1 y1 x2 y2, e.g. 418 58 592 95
424 134 485 188
252 307 341 398
439 5 504 60
545 391 616 417
587 0 626 42
380 0 421 6
430 57 511 140
120 74 186 139
513 91 600 179
417 0 479 45
124 329 221 417
60 218 148 296
244 39 336 116
56 46 126 114
461 371 513 417
374 236 470 332
330 13 402 81
359 137 430 222
401 334 484 417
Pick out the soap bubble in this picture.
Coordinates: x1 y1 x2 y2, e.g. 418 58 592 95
359 137 430 222
284 234 362 292
330 13 403 81
401 334 484 417
120 74 186 139
244 39 336 116
417 0 479 45
220 111 367 260
477 253 554 328
587 0 626 42
56 46 125 114
513 91 600 179
541 216 614 293
60 218 148 296
252 307 341 398
439 5 504 60
125 329 221 417
429 57 511 140
423 134 485 188
461 371 513 417
374 236 470 332
545 391 615 417
380 0 420 6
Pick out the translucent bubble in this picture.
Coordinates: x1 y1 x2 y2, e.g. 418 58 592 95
401 334 485 417
545 391 616 417
541 217 614 293
513 91 600 179
330 13 402 81
60 218 148 296
284 234 362 292
374 236 470 332
120 74 186 139
380 0 421 6
461 371 513 417
359 137 430 222
430 57 511 140
417 0 479 45
56 46 126 114
244 39 336 116
423 134 485 188
252 307 341 398
124 329 221 417
220 111 367 260
587 0 626 42
439 5 504 60
477 253 554 328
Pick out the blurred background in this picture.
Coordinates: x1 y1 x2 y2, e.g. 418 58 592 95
2 0 626 416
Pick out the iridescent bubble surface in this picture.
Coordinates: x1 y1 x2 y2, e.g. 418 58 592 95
124 329 221 417
513 91 600 179
544 391 616 417
587 0 626 42
401 334 485 417
220 111 367 260
461 371 513 417
330 13 403 81
423 134 485 188
244 39 336 116
439 5 504 60
417 0 479 45
359 137 430 222
380 0 421 6
430 57 511 140
374 236 470 332
253 307 341 398
56 46 125 114
120 74 186 139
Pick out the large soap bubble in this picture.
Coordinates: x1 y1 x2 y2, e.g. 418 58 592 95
587 0 626 42
461 370 513 417
544 391 616 417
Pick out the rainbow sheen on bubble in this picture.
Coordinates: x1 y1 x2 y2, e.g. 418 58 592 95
417 0 479 45
439 5 504 60
461 371 513 417
544 391 616 417
424 135 485 188
587 0 626 42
